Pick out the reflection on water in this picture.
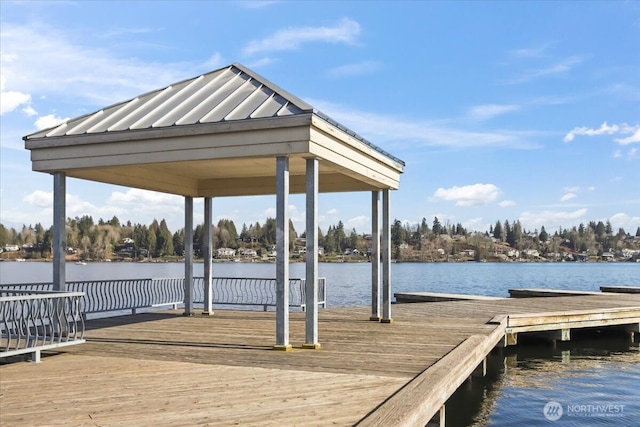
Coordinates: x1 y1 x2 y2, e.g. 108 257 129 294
445 336 640 427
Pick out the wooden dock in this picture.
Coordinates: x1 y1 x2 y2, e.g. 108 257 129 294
2 293 640 426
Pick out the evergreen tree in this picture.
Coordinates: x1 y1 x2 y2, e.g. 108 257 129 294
240 223 250 242
158 219 174 256
0 224 8 247
578 223 586 236
148 219 159 257
348 228 359 250
493 220 503 241
109 216 121 227
595 221 606 241
391 219 406 248
262 218 277 245
539 226 548 243
432 217 442 236
173 229 184 256
420 217 430 237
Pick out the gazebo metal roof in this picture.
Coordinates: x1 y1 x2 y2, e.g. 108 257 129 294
25 63 403 196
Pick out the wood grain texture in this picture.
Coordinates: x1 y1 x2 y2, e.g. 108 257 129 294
2 293 639 426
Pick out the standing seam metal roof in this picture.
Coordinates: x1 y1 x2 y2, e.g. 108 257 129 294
25 63 404 166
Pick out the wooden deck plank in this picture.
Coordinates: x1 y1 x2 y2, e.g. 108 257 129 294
508 288 604 297
2 293 640 426
600 285 640 294
395 292 505 303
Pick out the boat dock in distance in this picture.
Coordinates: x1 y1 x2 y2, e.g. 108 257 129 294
2 287 639 426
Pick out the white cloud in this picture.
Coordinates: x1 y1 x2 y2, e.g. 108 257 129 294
462 217 489 232
35 114 69 131
326 61 381 78
0 74 32 115
22 190 125 220
1 22 217 107
563 186 580 193
346 215 369 229
239 1 282 9
310 100 543 149
615 129 640 145
23 190 52 208
609 213 640 232
509 44 552 58
507 55 585 84
0 89 31 115
432 184 502 207
242 18 361 56
108 189 183 218
326 208 338 215
560 193 577 202
109 188 181 205
520 208 588 230
468 104 520 121
499 200 516 207
564 122 639 144
22 105 37 116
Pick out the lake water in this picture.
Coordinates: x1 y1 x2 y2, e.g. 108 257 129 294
1 261 638 426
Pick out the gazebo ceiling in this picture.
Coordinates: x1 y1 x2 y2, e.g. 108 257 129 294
24 63 404 197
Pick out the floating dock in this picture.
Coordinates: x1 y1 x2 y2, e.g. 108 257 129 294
1 292 639 426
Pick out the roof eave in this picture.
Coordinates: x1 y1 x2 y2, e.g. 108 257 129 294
24 113 314 150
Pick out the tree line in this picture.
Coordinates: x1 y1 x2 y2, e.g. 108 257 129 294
1 215 639 261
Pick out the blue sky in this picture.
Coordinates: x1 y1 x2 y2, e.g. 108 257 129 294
1 1 639 236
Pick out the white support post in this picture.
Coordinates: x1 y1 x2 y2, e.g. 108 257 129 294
53 172 66 292
203 197 214 315
274 156 291 351
370 191 380 321
381 189 393 323
303 158 320 349
184 196 194 316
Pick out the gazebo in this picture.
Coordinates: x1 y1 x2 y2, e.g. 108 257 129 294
24 63 404 350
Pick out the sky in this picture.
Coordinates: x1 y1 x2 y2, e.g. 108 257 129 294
1 1 639 236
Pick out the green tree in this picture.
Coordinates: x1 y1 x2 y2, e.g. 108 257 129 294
539 226 548 243
420 217 430 237
148 220 159 257
109 216 121 227
493 220 503 241
391 219 406 248
432 217 442 236
41 226 53 258
595 221 606 241
77 215 94 238
262 218 277 246
172 230 184 256
0 224 8 247
157 219 174 256
133 224 150 258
